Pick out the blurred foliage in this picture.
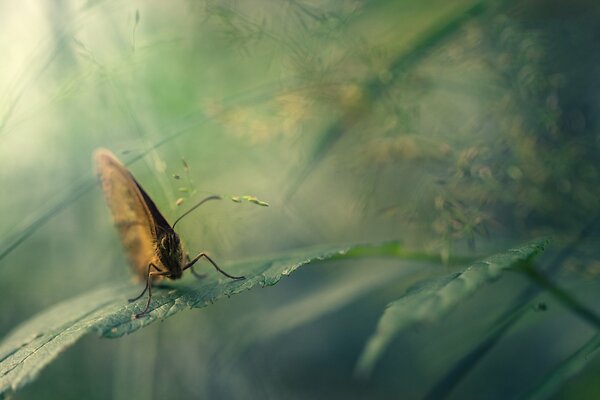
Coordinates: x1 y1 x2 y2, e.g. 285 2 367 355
0 0 599 399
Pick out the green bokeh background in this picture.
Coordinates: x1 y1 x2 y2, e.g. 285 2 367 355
0 0 599 399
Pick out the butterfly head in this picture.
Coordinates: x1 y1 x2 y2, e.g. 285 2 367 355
157 230 185 279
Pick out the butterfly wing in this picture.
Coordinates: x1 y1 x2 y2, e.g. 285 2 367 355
94 148 167 281
131 174 173 235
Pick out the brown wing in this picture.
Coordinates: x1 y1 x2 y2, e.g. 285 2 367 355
94 148 165 281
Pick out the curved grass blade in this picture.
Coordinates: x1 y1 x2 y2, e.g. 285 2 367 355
521 333 600 400
354 239 550 378
0 244 349 398
0 179 96 263
423 218 599 399
423 301 531 400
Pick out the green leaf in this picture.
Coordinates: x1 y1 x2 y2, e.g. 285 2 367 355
522 333 600 400
354 239 550 378
0 244 349 398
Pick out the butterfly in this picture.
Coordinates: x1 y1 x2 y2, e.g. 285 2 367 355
94 148 244 318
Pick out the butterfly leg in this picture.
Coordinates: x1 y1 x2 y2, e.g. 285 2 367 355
128 263 159 302
135 270 170 318
184 252 245 280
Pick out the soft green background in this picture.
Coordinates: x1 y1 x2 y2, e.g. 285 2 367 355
0 0 598 399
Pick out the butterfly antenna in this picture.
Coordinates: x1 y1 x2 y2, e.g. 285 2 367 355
173 195 222 228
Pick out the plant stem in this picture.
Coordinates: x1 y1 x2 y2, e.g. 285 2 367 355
521 264 600 330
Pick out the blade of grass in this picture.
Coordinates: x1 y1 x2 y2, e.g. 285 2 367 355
520 265 600 329
423 218 599 399
522 333 600 400
424 298 534 400
354 239 549 378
